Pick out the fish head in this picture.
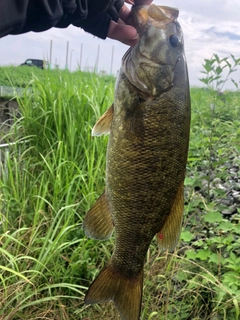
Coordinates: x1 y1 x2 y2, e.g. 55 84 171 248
122 4 184 97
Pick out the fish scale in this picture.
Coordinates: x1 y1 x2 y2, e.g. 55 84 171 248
83 4 191 320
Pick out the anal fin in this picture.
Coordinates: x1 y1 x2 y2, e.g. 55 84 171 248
83 192 114 240
156 182 184 251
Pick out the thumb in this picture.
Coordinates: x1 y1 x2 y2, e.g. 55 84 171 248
107 20 139 46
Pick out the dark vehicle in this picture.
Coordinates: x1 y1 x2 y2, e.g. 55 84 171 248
20 59 49 69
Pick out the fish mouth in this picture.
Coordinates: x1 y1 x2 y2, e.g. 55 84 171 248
122 4 181 97
132 4 179 32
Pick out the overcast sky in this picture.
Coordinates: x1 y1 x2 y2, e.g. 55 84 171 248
1 0 240 88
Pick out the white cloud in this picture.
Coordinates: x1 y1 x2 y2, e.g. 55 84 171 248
0 0 240 88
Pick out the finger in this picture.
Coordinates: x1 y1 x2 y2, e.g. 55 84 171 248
124 0 134 4
117 18 126 25
107 20 139 46
125 0 152 4
134 0 153 4
119 4 132 23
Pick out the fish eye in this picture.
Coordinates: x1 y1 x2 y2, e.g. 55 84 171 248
169 35 180 47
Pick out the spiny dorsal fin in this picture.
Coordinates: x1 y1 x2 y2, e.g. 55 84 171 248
83 192 114 240
156 182 184 251
92 104 114 136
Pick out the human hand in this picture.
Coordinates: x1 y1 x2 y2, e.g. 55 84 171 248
76 0 152 46
107 0 153 46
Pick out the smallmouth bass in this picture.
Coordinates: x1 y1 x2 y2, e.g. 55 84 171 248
83 4 191 320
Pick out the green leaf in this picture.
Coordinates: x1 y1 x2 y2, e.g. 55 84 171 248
217 220 234 232
196 249 211 260
223 271 239 286
213 53 220 63
199 77 210 85
231 78 238 89
202 59 215 72
209 75 221 84
185 249 197 260
230 251 237 260
230 53 240 66
204 211 223 223
184 177 197 186
181 230 194 242
208 253 221 264
225 59 232 69
233 224 240 234
177 270 188 282
215 66 222 75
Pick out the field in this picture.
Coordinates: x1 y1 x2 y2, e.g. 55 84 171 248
0 57 240 320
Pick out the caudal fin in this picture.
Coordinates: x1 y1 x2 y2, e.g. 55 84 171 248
85 264 143 320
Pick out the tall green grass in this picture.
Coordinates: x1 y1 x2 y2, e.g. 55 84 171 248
0 57 240 319
0 70 114 319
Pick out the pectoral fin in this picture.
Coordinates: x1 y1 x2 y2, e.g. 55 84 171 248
92 104 114 136
156 182 184 251
83 192 114 240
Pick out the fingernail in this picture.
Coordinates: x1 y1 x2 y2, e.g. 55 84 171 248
132 33 139 40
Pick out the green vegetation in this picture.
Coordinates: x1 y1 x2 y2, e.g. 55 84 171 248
0 55 240 319
0 65 112 88
0 65 51 88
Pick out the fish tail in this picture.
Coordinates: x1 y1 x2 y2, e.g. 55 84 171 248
84 263 144 320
